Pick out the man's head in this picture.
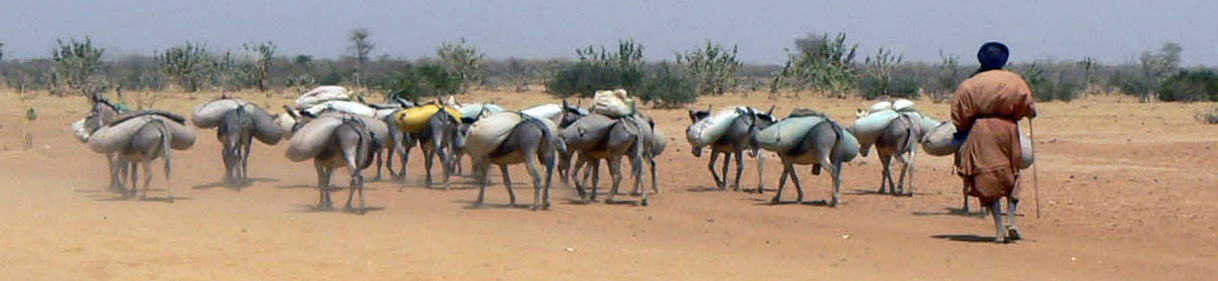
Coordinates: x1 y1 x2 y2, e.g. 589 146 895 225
977 42 1009 71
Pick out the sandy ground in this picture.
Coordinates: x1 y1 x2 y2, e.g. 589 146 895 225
1 89 1215 281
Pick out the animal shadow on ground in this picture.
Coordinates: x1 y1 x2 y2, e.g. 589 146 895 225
193 177 280 190
846 188 890 196
746 197 832 207
295 204 385 214
91 193 192 203
454 199 541 210
935 233 1003 242
912 207 1009 218
277 185 345 191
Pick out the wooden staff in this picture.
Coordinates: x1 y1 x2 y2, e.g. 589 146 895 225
1030 118 1040 219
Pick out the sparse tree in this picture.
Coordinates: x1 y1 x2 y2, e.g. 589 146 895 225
158 42 211 92
504 57 530 92
348 28 374 68
437 38 486 93
676 40 741 96
209 50 246 93
778 32 858 97
244 41 276 92
933 51 962 101
51 37 106 95
1124 42 1182 102
548 39 646 98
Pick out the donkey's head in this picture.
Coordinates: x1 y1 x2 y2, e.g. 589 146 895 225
558 99 587 128
688 104 713 123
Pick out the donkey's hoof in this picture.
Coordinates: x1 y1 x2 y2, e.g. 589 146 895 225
640 199 649 206
1006 226 1023 241
770 198 781 204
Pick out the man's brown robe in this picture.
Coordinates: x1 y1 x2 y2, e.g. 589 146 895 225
951 70 1037 206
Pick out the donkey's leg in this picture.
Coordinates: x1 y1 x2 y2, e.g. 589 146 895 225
606 156 624 203
772 164 790 204
719 152 732 190
789 165 805 203
827 159 842 207
648 154 660 195
755 150 766 194
141 160 153 200
524 153 544 210
879 152 893 194
128 162 139 198
542 153 555 210
499 164 516 206
423 145 435 187
895 153 909 196
474 158 489 207
906 149 917 196
315 162 331 209
707 152 723 189
731 150 745 191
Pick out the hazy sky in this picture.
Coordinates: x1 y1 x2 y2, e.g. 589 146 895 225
2 0 1215 66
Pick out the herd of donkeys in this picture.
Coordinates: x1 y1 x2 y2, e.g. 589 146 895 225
69 86 1032 214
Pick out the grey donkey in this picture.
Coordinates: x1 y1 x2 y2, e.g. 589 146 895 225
564 114 658 206
368 98 415 183
868 114 925 196
292 113 382 214
763 110 854 207
415 104 461 190
687 105 776 193
86 111 187 202
472 114 567 210
218 104 254 189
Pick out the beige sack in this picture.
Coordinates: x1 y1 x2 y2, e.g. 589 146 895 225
591 89 635 117
464 112 524 157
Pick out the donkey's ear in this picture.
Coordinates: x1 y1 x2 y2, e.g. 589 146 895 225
562 99 569 108
767 105 776 116
688 110 697 122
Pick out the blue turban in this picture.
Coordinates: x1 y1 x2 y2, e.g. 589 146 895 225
975 42 1009 74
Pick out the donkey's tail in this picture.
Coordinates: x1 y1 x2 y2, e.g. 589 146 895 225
520 113 566 154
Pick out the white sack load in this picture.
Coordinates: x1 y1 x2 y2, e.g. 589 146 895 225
590 89 635 117
295 86 350 108
303 100 376 118
756 116 828 152
285 117 343 162
907 112 941 132
921 122 957 156
464 112 524 157
868 101 893 113
522 104 562 120
892 99 916 112
457 103 506 119
275 113 297 140
562 113 616 150
835 129 861 162
192 98 245 128
1018 134 1034 169
71 118 90 143
685 108 743 147
850 109 900 152
244 104 284 145
920 123 1034 169
88 115 196 153
374 108 400 120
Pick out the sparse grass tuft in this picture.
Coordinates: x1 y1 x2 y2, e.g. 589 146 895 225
1197 106 1218 124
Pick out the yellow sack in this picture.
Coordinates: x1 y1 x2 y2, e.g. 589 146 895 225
395 104 462 133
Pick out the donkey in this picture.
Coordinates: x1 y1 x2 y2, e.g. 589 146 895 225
764 110 853 207
86 111 186 202
472 114 567 210
564 115 654 205
871 114 924 196
84 93 126 191
291 114 381 213
688 106 776 192
372 108 414 183
218 104 255 189
415 104 462 189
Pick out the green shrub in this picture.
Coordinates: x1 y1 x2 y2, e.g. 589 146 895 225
1157 69 1218 102
639 63 697 108
376 63 463 101
546 61 643 98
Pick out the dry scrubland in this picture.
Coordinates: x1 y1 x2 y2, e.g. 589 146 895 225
1 89 1216 281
